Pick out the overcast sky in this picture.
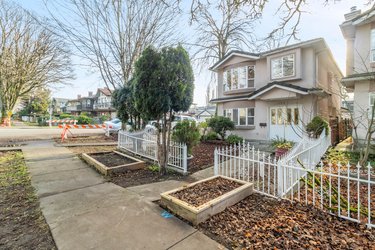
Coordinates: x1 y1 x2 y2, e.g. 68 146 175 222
14 0 372 105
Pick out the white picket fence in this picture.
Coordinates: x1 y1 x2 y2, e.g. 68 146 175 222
118 129 188 173
214 132 375 228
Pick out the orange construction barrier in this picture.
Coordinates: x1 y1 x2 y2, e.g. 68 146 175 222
60 124 112 142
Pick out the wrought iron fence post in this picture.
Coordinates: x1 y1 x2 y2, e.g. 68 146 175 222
277 160 283 197
182 143 187 174
214 148 218 176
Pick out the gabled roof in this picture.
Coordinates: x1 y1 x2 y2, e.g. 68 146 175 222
210 51 260 71
209 38 342 78
210 82 315 103
248 82 310 100
196 109 215 116
210 38 325 71
97 88 112 96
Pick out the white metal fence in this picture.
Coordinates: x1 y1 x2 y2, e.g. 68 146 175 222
118 129 188 173
214 133 375 228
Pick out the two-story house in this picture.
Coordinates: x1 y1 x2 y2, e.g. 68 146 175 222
210 38 343 141
93 88 117 118
341 6 375 142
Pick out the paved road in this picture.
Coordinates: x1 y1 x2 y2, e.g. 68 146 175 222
0 127 104 141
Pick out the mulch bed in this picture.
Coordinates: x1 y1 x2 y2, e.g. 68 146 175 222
58 134 117 144
0 151 56 249
198 193 375 249
109 166 193 188
69 146 116 155
189 142 224 172
171 177 242 207
89 152 135 167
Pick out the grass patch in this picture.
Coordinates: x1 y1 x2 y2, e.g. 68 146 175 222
0 151 56 249
325 148 375 165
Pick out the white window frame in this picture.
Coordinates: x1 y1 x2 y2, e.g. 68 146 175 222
371 29 375 62
369 92 375 118
271 54 295 80
224 107 255 126
223 66 255 91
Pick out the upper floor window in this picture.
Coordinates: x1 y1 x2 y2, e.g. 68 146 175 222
223 66 255 91
371 29 375 62
271 54 295 79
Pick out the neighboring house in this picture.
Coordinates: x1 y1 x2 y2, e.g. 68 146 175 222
93 88 117 118
210 38 343 142
52 98 71 114
195 106 216 122
65 97 81 116
79 91 95 115
341 5 375 142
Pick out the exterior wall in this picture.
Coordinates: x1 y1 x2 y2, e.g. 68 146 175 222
316 51 342 118
217 96 316 140
353 80 373 140
216 47 316 98
353 23 373 73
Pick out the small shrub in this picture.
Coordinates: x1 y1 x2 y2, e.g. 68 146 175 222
77 114 92 124
201 131 218 141
271 136 294 150
207 116 235 140
306 116 329 138
199 121 208 136
148 164 160 172
226 134 243 144
59 113 72 119
172 120 201 155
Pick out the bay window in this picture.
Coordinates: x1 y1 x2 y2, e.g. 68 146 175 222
223 66 255 91
224 107 255 126
271 54 295 79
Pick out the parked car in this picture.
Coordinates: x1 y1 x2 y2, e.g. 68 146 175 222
104 118 122 133
145 115 198 133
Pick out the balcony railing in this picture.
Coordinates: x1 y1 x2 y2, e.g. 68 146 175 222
93 102 114 110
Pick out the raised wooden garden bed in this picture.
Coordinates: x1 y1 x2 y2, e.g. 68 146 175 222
82 150 145 175
160 175 253 225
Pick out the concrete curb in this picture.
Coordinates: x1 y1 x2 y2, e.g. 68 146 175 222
54 142 118 147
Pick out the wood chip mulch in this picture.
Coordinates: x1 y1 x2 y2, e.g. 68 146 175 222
171 177 242 207
198 193 375 250
89 152 135 167
109 167 191 188
189 142 225 172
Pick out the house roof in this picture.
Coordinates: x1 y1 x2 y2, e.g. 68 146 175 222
210 94 252 103
97 88 112 96
351 5 375 25
210 82 317 103
209 51 260 71
210 38 330 71
341 72 375 88
196 109 215 116
248 82 310 100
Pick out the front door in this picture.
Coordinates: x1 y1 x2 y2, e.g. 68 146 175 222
269 106 302 142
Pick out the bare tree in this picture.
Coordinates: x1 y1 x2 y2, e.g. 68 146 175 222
45 0 179 90
189 0 258 67
0 0 72 124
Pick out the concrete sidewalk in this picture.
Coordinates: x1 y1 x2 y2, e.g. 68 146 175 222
22 140 224 250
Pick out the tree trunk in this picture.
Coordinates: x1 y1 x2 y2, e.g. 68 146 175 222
158 113 168 175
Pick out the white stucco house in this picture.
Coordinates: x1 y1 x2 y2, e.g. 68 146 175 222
341 6 375 142
210 38 343 142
